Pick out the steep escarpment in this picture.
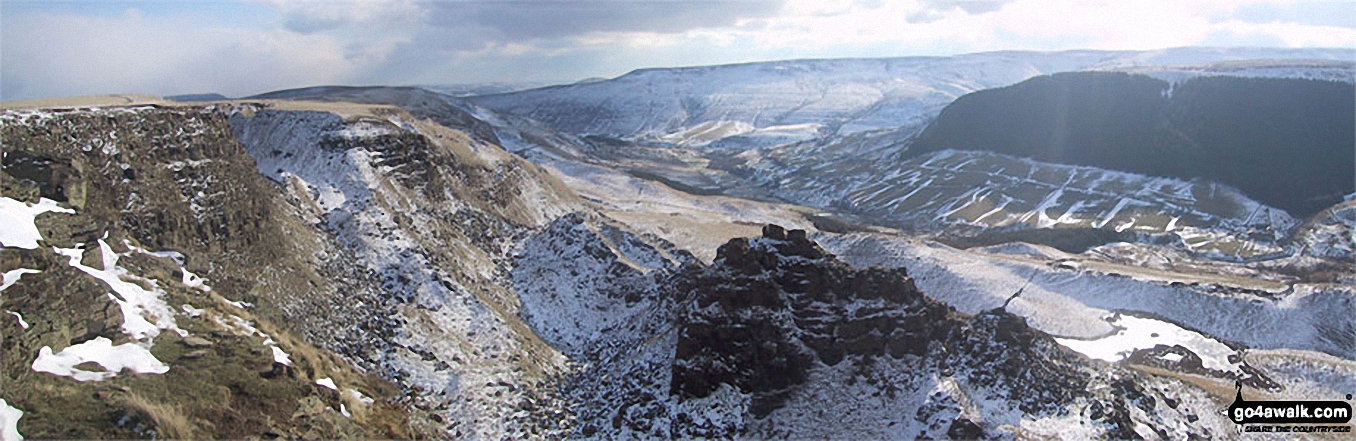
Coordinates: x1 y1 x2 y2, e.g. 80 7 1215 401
229 103 585 438
2 101 591 439
1 105 417 438
514 212 695 357
537 224 1230 439
910 72 1355 217
248 86 502 144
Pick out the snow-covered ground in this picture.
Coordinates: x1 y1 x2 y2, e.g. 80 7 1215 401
819 232 1356 359
0 398 22 441
512 213 686 356
229 105 583 438
31 337 169 382
471 47 1353 150
1055 313 1243 373
1295 200 1356 261
758 149 1295 259
54 239 185 341
533 157 812 263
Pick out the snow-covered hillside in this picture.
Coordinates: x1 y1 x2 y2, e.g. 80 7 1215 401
5 97 1352 439
458 48 1352 269
750 149 1297 260
818 232 1356 360
1295 199 1356 262
229 104 585 438
470 47 1354 147
1111 59 1355 85
0 105 422 439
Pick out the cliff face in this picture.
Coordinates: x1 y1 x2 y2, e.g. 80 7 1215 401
227 103 586 439
537 224 1230 439
1 105 416 438
1 101 589 439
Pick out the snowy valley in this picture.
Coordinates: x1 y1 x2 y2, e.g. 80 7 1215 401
2 47 1354 439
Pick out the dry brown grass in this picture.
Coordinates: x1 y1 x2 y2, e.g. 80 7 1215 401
0 94 164 110
119 392 197 440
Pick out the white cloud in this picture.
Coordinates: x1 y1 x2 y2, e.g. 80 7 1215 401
1215 20 1356 47
259 0 426 32
1 8 397 100
0 0 1351 100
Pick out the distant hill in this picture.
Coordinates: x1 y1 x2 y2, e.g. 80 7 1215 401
164 93 230 101
469 48 1354 148
247 85 501 143
910 72 1354 216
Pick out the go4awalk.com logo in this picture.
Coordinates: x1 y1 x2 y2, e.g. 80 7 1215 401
1227 381 1353 434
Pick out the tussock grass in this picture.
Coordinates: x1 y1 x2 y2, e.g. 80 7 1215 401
118 392 198 440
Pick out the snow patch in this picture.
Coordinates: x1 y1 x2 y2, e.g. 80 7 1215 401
271 346 293 366
0 197 73 249
6 312 28 330
211 313 291 365
0 269 40 293
347 389 375 405
316 377 338 390
31 337 169 381
180 304 205 318
0 398 21 441
1055 314 1242 373
181 269 209 291
53 240 184 341
223 298 252 309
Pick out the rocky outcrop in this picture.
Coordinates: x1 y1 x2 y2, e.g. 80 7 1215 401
2 101 586 439
625 225 1221 438
672 224 957 416
1 105 417 438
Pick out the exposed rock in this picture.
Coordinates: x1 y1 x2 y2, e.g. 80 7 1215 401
181 336 213 348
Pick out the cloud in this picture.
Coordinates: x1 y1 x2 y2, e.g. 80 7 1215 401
1215 19 1356 47
423 0 787 41
262 0 427 33
919 0 1016 15
1229 1 1356 29
1 0 1352 101
0 8 392 100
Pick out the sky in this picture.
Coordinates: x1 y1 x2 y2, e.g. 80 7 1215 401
2 0 1354 101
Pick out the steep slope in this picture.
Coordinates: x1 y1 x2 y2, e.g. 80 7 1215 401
910 72 1355 217
749 148 1296 260
532 225 1239 439
818 232 1356 361
4 94 1350 439
1293 198 1356 264
247 86 501 143
2 99 594 439
227 101 586 438
1 105 418 438
470 47 1353 148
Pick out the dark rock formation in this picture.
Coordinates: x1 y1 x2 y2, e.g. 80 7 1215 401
671 225 1000 416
